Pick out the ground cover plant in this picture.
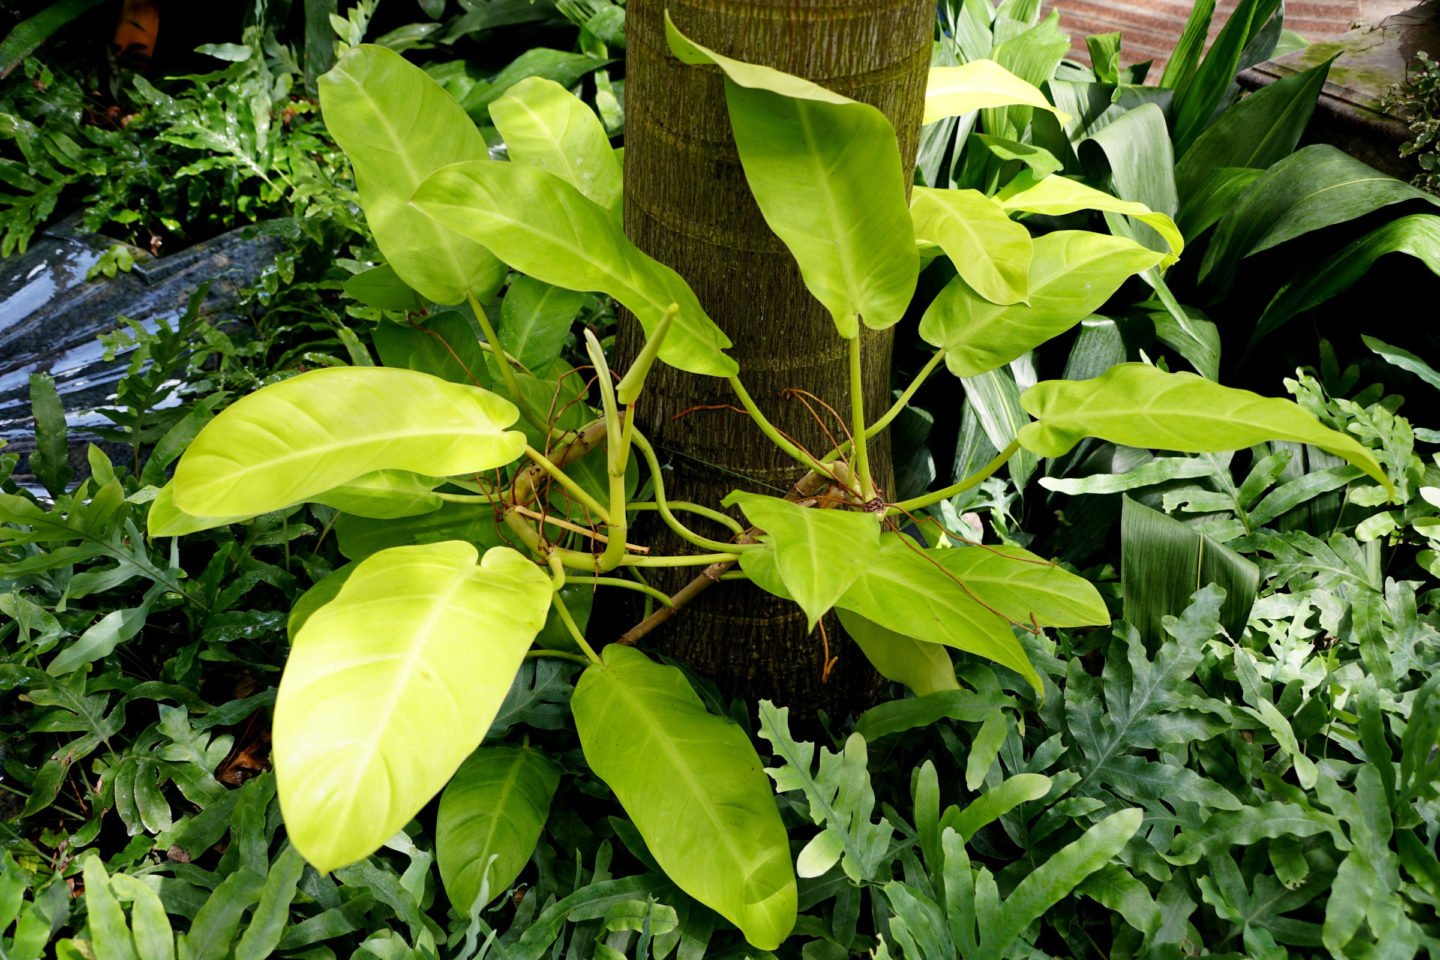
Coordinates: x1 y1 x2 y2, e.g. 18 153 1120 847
3 1 1440 958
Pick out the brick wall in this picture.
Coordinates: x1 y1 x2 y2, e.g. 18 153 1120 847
1044 0 1364 70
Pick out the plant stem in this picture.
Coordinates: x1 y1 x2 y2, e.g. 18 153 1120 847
628 501 746 536
588 576 675 607
825 348 946 463
631 428 754 552
523 445 611 523
848 333 875 501
467 290 547 431
888 439 1020 515
548 555 603 665
727 375 829 474
525 649 591 665
621 552 738 568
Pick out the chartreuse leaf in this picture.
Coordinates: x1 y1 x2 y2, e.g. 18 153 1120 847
274 542 551 873
571 645 796 949
489 76 621 211
923 59 1070 125
147 483 250 537
169 368 525 519
413 161 736 378
920 231 1163 379
319 44 505 304
81 855 138 960
934 544 1109 628
724 491 881 630
437 745 560 912
911 187 1033 306
310 470 444 520
999 173 1184 265
836 609 960 697
664 14 916 337
837 536 1043 695
1018 364 1391 493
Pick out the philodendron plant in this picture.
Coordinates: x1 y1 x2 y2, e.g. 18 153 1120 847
148 18 1392 951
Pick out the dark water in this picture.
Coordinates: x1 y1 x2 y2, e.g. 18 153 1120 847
0 217 285 458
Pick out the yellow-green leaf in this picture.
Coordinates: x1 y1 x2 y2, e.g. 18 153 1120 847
572 644 797 949
911 187 1033 306
1018 363 1391 493
274 543 551 872
171 368 524 519
1000 173 1184 266
923 60 1071 126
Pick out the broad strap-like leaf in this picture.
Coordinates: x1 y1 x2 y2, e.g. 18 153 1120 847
920 231 1164 379
725 491 881 631
571 644 796 950
413 160 737 378
923 59 1070 125
911 187 1033 306
1199 144 1440 296
999 173 1183 265
273 542 551 873
836 609 960 697
170 368 525 519
837 535 1043 695
665 14 917 337
1017 363 1391 492
437 745 560 911
489 76 621 212
1258 214 1440 340
319 44 504 304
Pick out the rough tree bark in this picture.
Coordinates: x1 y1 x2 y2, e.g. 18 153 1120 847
614 0 935 715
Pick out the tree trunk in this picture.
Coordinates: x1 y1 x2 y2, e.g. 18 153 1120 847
613 0 934 716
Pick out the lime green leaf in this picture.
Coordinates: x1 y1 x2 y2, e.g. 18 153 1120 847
939 773 1052 840
413 161 736 378
664 14 916 336
319 45 505 304
489 76 622 211
837 536 1042 694
920 231 1163 378
572 644 796 949
836 609 960 697
81 855 138 960
146 483 250 537
437 745 560 911
311 470 444 520
923 59 1070 125
274 542 551 873
911 187 1033 306
725 491 882 630
934 543 1109 628
1018 363 1390 492
171 368 525 519
999 173 1184 265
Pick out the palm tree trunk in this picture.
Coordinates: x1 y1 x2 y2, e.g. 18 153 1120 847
615 0 934 716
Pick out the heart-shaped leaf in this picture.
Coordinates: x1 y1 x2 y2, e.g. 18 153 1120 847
665 14 917 336
320 45 505 304
171 368 525 519
490 76 621 211
572 644 797 949
413 160 736 378
725 491 882 631
920 231 1163 378
923 59 1070 125
911 187 1033 306
837 536 1042 694
275 542 551 873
